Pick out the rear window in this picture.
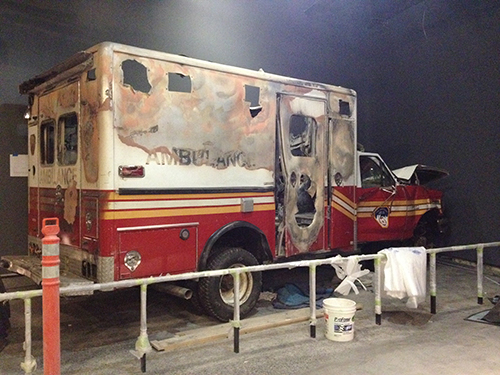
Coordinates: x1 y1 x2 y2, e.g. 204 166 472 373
57 113 78 165
40 120 55 165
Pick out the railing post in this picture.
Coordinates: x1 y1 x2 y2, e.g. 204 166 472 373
131 283 152 373
41 218 61 375
232 271 241 353
20 298 37 374
429 252 437 314
374 256 382 325
309 263 317 338
477 245 484 305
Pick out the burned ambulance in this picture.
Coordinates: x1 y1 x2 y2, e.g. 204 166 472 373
1 42 447 321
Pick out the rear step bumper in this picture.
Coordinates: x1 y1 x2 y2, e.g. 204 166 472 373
1 255 94 295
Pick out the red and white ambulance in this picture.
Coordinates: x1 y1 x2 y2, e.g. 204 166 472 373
1 42 447 321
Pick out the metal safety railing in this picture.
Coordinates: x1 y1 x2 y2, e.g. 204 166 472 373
1 233 500 374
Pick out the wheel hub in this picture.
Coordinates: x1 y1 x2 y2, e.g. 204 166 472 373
219 263 254 306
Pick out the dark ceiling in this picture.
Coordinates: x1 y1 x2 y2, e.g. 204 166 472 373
0 0 499 262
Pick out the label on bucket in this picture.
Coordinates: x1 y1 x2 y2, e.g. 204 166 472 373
325 313 353 334
334 322 353 333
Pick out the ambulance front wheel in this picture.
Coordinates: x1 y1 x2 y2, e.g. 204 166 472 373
199 247 262 322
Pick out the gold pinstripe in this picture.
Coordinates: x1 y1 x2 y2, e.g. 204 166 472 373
102 203 275 220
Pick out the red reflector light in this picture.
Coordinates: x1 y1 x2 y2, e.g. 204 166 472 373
119 165 145 178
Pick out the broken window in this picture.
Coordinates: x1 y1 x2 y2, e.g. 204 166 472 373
245 85 262 117
295 174 316 227
40 120 55 165
122 59 151 93
360 156 394 188
287 115 318 226
339 100 351 116
87 68 96 81
168 72 191 93
289 115 316 157
57 113 78 165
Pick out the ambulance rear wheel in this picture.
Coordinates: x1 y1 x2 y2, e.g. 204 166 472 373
199 247 262 322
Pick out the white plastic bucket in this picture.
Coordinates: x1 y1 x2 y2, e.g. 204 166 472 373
323 298 356 342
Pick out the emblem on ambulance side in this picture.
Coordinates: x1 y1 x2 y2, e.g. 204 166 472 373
374 207 389 228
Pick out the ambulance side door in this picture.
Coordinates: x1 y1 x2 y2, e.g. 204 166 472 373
277 94 327 256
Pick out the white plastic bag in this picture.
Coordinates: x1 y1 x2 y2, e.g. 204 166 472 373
379 247 427 308
331 256 370 296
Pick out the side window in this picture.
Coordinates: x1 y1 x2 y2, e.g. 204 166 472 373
122 59 151 93
289 115 316 157
40 120 55 165
360 156 394 188
168 72 191 93
244 85 262 117
57 113 78 165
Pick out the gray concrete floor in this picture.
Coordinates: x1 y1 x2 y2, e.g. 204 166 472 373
1 260 500 375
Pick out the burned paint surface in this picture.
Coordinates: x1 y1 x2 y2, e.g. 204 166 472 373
278 95 327 254
80 54 113 184
330 118 355 186
113 54 275 171
64 180 78 224
329 94 356 187
36 83 80 245
80 89 100 184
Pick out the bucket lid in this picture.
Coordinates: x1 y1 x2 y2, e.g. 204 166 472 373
323 298 356 309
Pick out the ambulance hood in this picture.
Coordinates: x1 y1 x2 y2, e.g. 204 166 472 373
392 164 449 185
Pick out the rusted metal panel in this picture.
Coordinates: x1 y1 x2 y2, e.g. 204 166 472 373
113 54 276 175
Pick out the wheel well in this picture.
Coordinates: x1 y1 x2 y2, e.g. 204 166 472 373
413 208 449 246
199 221 272 270
415 209 440 234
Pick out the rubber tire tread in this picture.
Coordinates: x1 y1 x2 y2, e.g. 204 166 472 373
199 247 262 322
188 283 204 315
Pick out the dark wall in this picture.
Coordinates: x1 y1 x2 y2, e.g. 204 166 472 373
0 104 27 255
0 1 498 263
358 1 500 264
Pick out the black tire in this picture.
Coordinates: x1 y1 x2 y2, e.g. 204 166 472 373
411 220 435 248
185 281 204 315
199 247 262 322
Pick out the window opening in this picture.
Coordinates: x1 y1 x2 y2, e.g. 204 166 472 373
244 85 262 117
57 113 78 165
168 72 191 93
122 59 151 93
360 156 394 188
40 120 55 165
339 100 351 116
289 115 316 157
87 68 96 81
30 134 36 156
295 174 316 227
